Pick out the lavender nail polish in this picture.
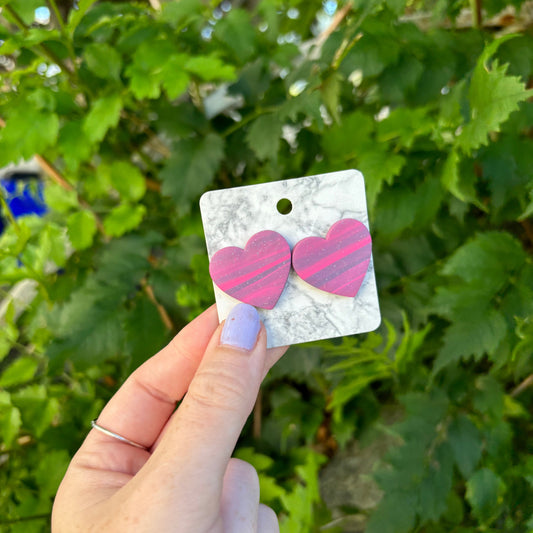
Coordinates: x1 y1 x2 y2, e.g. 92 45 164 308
220 303 261 351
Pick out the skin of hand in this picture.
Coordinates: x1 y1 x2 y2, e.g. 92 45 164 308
52 303 288 533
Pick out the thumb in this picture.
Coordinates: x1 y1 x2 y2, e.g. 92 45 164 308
152 303 266 494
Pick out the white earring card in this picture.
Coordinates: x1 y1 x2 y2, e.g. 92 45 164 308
200 169 381 348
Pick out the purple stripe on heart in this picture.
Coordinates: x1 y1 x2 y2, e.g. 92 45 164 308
209 230 291 310
292 219 372 298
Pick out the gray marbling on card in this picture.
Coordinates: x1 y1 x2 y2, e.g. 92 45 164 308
199 169 381 348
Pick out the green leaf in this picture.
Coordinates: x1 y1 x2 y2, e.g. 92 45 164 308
235 447 275 471
48 297 125 370
0 357 38 388
434 309 507 373
67 210 98 251
0 28 61 55
34 449 71 497
84 42 122 81
160 0 203 27
344 27 400 78
184 55 236 81
442 232 526 286
441 149 483 208
126 64 161 100
123 296 167 370
106 161 146 201
394 315 432 375
83 94 122 143
279 450 327 531
41 223 67 268
103 204 146 237
125 40 177 100
5 0 43 25
246 114 283 160
375 177 442 237
359 151 406 211
448 415 482 478
48 235 157 369
58 120 93 172
418 442 454 521
377 107 433 148
465 468 505 523
367 492 417 533
67 0 98 33
321 111 374 160
0 302 18 362
160 56 190 99
473 375 505 419
214 9 256 63
458 35 533 154
12 385 60 437
0 106 59 166
0 391 21 448
519 189 533 221
321 72 341 123
258 474 287 504
160 134 224 212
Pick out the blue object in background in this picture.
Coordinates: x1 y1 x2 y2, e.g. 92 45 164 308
0 174 47 234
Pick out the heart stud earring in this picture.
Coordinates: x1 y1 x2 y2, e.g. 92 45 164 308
292 219 372 298
209 230 291 310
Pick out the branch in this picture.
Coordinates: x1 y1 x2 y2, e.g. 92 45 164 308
145 178 161 192
34 155 74 191
520 219 533 247
511 373 533 397
33 157 106 235
316 0 353 46
142 280 175 331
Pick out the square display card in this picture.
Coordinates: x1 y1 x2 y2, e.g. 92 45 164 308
200 169 381 348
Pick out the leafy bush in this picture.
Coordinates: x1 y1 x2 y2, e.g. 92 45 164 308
1 0 533 531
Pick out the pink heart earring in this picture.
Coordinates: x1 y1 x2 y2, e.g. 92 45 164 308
292 219 372 298
209 230 291 310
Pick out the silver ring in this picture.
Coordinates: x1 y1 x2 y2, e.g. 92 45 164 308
91 420 149 451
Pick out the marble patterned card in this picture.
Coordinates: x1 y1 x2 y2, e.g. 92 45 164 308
199 169 381 348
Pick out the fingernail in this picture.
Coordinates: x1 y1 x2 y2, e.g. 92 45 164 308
220 303 261 351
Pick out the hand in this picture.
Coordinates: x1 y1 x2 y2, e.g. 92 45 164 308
52 303 287 532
